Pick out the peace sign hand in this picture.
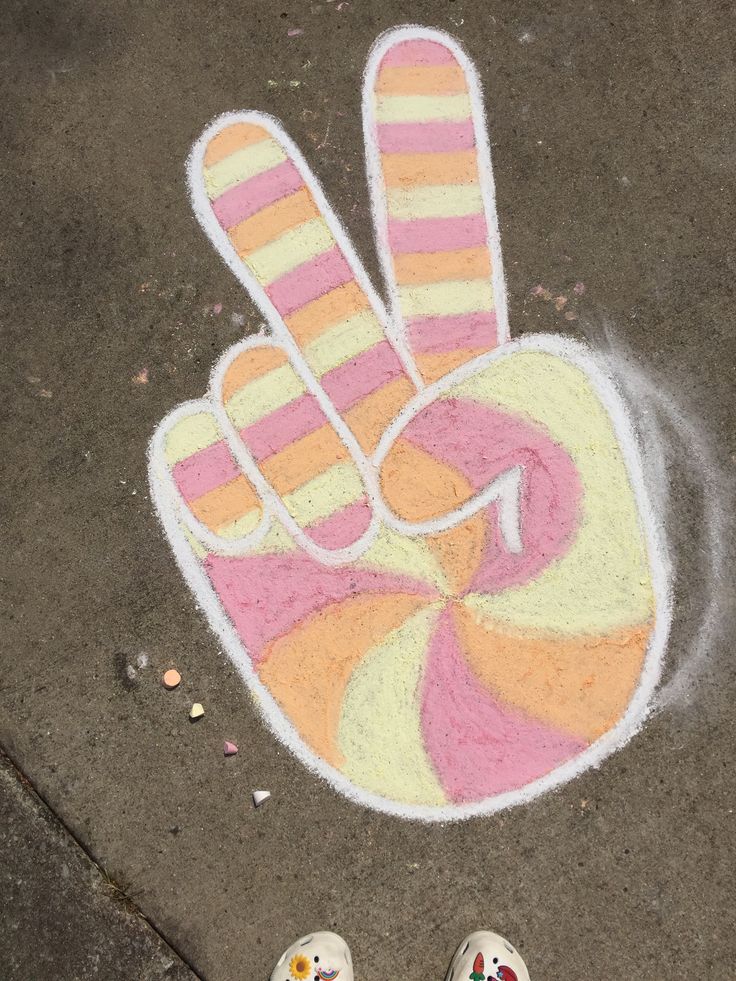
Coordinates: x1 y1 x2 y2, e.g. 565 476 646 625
149 27 667 820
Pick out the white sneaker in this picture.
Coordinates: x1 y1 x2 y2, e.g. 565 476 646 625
270 931 353 981
445 931 530 981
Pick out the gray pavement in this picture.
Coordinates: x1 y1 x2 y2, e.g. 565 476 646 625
0 752 197 980
2 1 735 979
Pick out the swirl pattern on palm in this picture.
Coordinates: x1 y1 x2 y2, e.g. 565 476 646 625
149 26 669 819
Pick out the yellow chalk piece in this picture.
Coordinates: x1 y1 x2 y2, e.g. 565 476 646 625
189 702 205 720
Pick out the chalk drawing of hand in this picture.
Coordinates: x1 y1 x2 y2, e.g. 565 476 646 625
149 26 670 820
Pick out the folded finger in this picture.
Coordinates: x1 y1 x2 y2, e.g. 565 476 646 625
212 339 378 562
149 399 268 554
364 27 508 384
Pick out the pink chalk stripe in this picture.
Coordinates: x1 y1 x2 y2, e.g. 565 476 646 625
266 245 353 318
173 440 240 502
399 397 583 596
212 160 303 230
205 553 436 662
306 498 373 550
420 608 586 803
376 120 475 154
239 393 326 463
321 340 406 412
388 214 487 254
408 311 498 354
380 39 456 67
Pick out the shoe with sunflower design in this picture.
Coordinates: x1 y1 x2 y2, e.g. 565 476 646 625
270 931 353 981
445 931 530 981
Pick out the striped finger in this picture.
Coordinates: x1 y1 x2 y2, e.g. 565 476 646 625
364 27 508 384
190 113 420 454
212 340 377 561
150 400 268 553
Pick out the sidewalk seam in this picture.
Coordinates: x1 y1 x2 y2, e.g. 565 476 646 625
0 744 206 981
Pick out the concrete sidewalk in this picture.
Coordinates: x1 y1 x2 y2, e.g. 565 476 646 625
2 0 735 979
0 752 197 980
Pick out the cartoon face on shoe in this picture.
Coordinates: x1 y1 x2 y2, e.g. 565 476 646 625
149 26 670 820
446 932 529 981
270 931 351 981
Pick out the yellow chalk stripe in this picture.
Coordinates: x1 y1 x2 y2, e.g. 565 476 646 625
181 522 208 560
304 310 386 377
374 93 472 123
245 218 335 285
399 279 494 318
216 507 264 540
204 139 286 198
283 461 365 527
357 525 448 593
338 604 447 806
387 184 483 221
164 412 221 466
226 363 306 429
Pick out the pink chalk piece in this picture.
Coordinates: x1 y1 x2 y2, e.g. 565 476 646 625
376 120 475 154
224 740 238 756
213 302 223 315
388 214 487 255
172 439 240 502
380 38 457 67
287 27 304 36
408 311 498 355
398 397 582 595
420 609 587 803
266 246 353 317
204 553 434 663
212 160 303 230
320 340 406 411
306 498 373 549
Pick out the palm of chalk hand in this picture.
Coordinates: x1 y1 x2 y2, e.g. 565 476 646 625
150 27 665 819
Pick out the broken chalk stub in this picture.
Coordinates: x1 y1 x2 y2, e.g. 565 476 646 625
189 702 205 720
224 741 238 756
163 669 181 690
252 790 270 807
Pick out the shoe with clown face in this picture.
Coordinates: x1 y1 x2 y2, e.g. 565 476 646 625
445 931 530 981
270 931 352 981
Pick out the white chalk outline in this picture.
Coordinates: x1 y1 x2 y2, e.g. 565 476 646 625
147 24 672 821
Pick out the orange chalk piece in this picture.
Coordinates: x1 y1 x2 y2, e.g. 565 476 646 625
162 669 181 690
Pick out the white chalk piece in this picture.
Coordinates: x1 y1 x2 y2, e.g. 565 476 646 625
189 702 205 720
224 740 238 756
252 790 271 807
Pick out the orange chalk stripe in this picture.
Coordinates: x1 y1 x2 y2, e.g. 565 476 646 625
221 346 289 404
229 188 319 256
375 64 468 96
393 246 491 285
381 150 478 188
203 122 270 167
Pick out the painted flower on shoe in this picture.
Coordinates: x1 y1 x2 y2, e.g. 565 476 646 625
289 953 312 980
